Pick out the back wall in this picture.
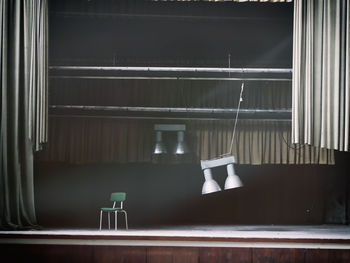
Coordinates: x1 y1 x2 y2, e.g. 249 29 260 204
34 158 348 229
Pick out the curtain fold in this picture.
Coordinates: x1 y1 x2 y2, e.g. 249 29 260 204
153 1 293 2
40 77 334 165
292 0 350 151
50 78 292 109
228 0 292 2
1 0 48 230
35 118 334 165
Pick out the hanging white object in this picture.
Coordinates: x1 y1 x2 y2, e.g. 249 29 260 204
153 124 188 155
224 163 243 190
201 156 242 194
201 168 222 195
200 83 244 195
153 131 167 154
174 130 189 154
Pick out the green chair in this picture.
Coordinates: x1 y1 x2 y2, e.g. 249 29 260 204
99 192 128 230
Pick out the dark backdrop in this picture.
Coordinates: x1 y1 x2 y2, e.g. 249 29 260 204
35 0 350 229
49 0 293 67
34 153 349 229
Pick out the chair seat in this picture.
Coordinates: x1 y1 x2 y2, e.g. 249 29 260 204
101 207 123 211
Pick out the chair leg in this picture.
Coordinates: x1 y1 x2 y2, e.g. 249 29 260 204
115 211 118 231
99 210 103 230
108 212 111 230
123 211 128 230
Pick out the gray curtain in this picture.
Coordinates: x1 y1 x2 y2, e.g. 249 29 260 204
0 0 48 229
292 0 350 151
154 0 293 2
35 118 333 165
37 77 334 165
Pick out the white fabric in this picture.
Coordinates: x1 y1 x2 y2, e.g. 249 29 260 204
292 0 350 151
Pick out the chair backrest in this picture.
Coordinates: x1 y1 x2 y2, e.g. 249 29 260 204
110 192 126 202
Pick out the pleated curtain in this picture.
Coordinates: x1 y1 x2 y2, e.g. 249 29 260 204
292 0 350 151
37 79 334 165
0 0 48 229
36 118 334 165
153 1 293 2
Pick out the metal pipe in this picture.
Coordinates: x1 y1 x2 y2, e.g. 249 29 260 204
49 114 292 122
49 105 291 120
50 105 291 114
50 66 292 74
49 76 292 81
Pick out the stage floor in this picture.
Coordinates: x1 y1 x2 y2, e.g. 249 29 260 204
1 225 350 249
2 225 350 239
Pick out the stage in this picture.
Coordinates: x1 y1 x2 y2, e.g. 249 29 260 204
1 225 350 262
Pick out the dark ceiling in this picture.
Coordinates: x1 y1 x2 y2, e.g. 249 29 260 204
49 0 293 67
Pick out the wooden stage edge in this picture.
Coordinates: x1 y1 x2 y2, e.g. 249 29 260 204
1 225 350 249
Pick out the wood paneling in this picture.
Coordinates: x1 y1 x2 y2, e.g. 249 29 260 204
327 249 350 263
252 248 305 263
305 249 350 263
147 247 199 263
199 247 252 263
2 244 350 263
93 246 147 263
